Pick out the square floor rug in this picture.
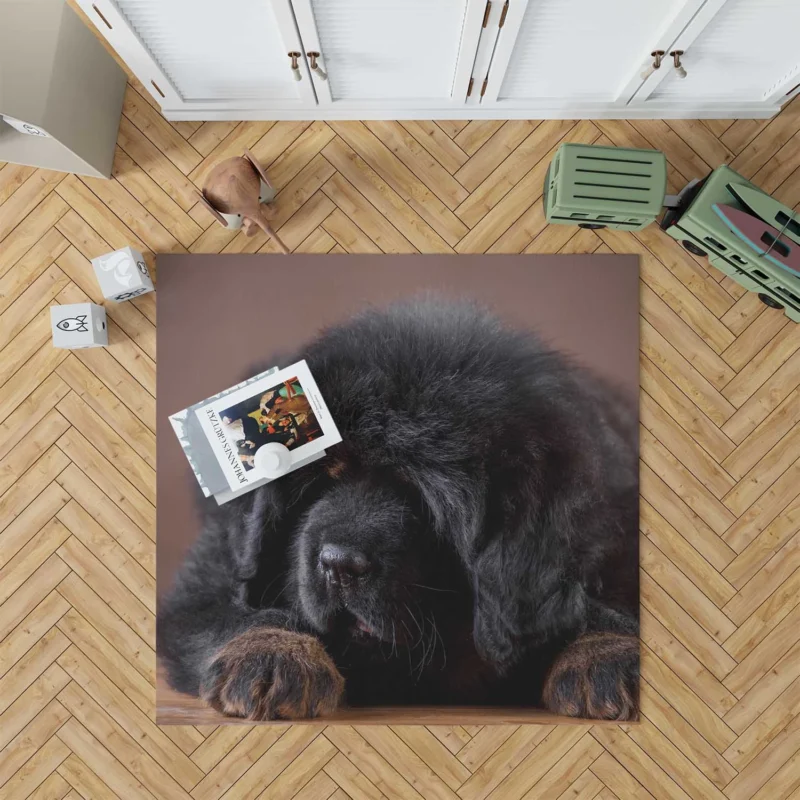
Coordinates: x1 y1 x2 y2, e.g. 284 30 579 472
156 254 639 724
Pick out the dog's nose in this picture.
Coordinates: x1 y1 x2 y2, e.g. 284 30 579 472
319 544 372 586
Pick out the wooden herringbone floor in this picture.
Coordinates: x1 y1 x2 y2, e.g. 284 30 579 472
3 77 800 799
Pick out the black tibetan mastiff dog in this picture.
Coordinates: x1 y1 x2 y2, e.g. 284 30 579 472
158 299 639 720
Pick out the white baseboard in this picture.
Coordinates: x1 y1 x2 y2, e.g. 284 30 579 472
163 103 779 122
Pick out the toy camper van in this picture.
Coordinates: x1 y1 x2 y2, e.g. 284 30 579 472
545 143 800 322
660 166 800 322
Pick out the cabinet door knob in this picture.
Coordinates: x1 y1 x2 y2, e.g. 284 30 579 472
307 52 328 81
640 50 665 81
288 52 302 81
670 50 687 79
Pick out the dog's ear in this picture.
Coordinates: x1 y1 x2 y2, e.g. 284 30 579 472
237 485 285 580
205 482 287 585
468 525 588 673
413 466 588 674
408 466 485 556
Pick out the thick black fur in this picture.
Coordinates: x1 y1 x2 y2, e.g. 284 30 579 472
158 298 639 719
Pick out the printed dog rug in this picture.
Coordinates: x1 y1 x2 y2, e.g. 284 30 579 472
156 254 639 724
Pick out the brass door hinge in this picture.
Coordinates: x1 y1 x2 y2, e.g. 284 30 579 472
467 77 474 97
499 0 509 27
482 0 491 27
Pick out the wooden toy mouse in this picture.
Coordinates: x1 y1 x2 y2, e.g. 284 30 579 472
197 149 289 254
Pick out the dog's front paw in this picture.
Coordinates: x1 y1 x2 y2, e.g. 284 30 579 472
543 633 639 720
200 628 344 720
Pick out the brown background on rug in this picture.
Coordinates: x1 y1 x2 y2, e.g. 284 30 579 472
157 253 639 599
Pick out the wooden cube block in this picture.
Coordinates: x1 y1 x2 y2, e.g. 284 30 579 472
91 246 154 302
51 302 107 348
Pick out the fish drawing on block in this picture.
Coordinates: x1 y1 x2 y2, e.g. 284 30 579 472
712 203 800 277
56 315 89 332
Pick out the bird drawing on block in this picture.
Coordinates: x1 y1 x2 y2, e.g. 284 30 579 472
197 149 290 254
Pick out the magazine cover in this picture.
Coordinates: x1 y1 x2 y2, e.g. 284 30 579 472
194 360 341 492
168 366 280 499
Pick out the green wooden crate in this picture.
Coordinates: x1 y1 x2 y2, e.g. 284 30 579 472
544 143 667 231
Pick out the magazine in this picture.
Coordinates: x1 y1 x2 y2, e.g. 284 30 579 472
169 360 341 504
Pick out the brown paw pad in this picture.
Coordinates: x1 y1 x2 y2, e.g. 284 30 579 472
543 633 639 721
200 628 344 720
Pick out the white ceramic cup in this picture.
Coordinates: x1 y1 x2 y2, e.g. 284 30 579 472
253 442 292 478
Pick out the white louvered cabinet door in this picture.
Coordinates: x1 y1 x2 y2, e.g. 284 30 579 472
480 0 707 109
289 0 488 108
75 0 317 112
637 0 800 108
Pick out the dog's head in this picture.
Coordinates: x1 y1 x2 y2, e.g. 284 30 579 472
227 299 616 678
288 470 468 658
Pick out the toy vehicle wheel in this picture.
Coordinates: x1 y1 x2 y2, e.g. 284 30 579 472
682 240 707 257
578 223 606 230
758 293 784 310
